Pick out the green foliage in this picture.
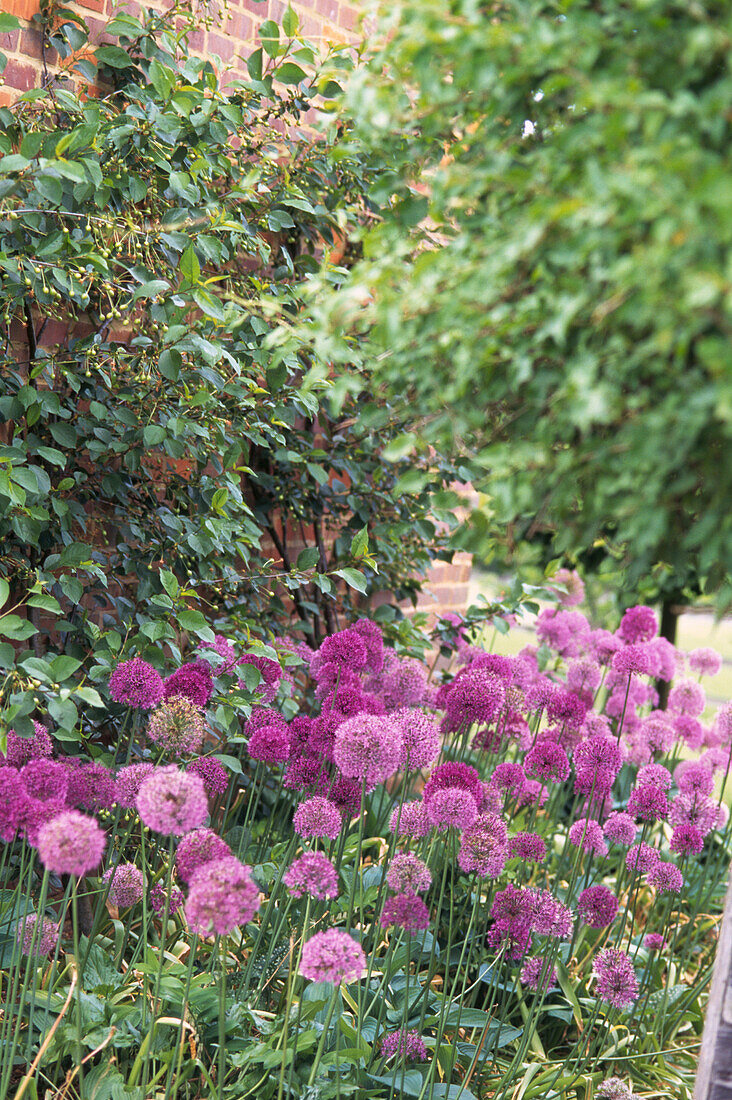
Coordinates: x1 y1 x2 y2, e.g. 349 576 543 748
296 0 732 611
0 6 463 742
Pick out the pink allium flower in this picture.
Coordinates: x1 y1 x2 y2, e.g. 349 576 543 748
16 913 59 956
577 885 618 928
644 933 665 951
394 708 441 769
673 714 705 750
489 885 536 954
489 762 526 793
515 778 549 808
284 852 339 900
668 791 719 836
520 955 557 992
458 813 509 876
37 810 106 876
524 740 570 783
593 948 639 1009
603 812 637 846
550 568 585 607
150 883 184 916
136 766 208 836
508 831 547 863
389 800 431 837
714 702 732 744
103 862 144 908
676 761 714 798
626 842 659 874
546 688 589 731
176 828 233 883
352 618 384 673
597 1078 633 1100
670 822 704 855
328 775 362 819
627 784 669 822
0 766 27 842
64 760 115 813
379 1028 427 1061
530 889 574 939
185 857 260 935
386 852 431 894
147 697 206 755
689 647 722 678
567 658 602 695
299 929 366 984
568 820 608 857
647 861 683 893
648 636 679 681
20 795 65 845
637 714 675 757
20 759 68 802
612 645 654 677
249 723 290 764
187 756 228 796
164 661 213 708
210 635 237 673
637 763 673 789
368 651 430 711
424 761 482 805
2 721 53 767
293 796 342 840
668 679 706 718
114 762 155 809
333 714 403 788
425 786 478 830
535 608 590 658
442 666 505 732
380 892 430 932
588 629 622 665
318 629 368 672
618 605 658 644
109 658 164 709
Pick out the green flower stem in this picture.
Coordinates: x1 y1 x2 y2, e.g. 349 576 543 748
306 981 340 1087
218 935 228 1100
165 933 199 1100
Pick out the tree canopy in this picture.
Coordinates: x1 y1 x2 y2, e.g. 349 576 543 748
296 0 732 610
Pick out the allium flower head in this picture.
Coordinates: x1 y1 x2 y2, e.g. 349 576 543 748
249 723 290 764
535 608 590 657
293 796 342 840
443 666 505 731
676 761 714 798
185 857 260 935
299 929 366 984
649 636 679 681
114 762 155 809
0 766 27 842
16 913 58 956
567 657 602 695
176 827 232 883
597 1078 633 1100
568 819 608 857
524 740 570 783
284 852 339 900
459 813 509 876
638 714 675 756
520 955 557 992
612 644 654 677
333 714 403 788
367 651 430 710
380 892 430 932
109 658 164 709
603 812 637 846
187 756 228 795
577 885 618 928
164 661 213 708
668 679 706 718
394 709 441 769
646 861 683 893
136 766 208 836
37 810 106 876
618 606 658 644
379 1029 427 1061
550 568 585 607
424 761 482 804
515 778 549 808
669 791 719 836
20 759 68 802
530 889 573 939
147 697 206 755
626 842 659 874
627 784 669 822
426 786 478 830
389 800 431 837
318 629 368 672
3 721 53 767
588 629 622 665
64 760 115 813
689 647 722 678
670 822 704 855
386 852 432 894
352 618 384 673
637 763 673 789
644 933 665 951
237 653 282 704
546 688 589 731
150 883 184 916
103 862 144 909
508 831 547 863
593 948 639 1009
210 635 237 674
489 762 525 793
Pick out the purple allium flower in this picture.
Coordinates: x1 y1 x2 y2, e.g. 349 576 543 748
674 714 706 750
164 661 213 708
618 606 658 644
593 948 639 1009
515 778 549 808
550 568 585 607
546 688 589 731
597 1078 633 1100
487 921 532 960
379 1028 427 1061
627 784 669 822
150 882 184 916
670 822 704 855
185 857 260 935
588 629 622 665
394 709 441 770
328 775 363 819
519 955 557 992
293 796 342 840
3 721 53 767
176 828 233 883
644 933 665 951
136 766 208 836
109 658 164 709
102 862 144 909
577 885 618 929
689 647 722 678
567 657 602 695
147 697 206 756
426 786 478 831
524 740 570 783
333 714 403 788
249 723 290 765
187 756 228 796
477 781 503 814
442 666 505 732
603 812 637 846
676 761 714 798
389 800 431 837
37 810 106 876
489 885 534 954
568 820 608 857
20 759 68 802
508 831 547 863
0 766 27 842
530 889 574 939
352 618 384 673
489 762 526 794
386 852 432 895
299 929 366 984
284 852 339 900
114 763 155 809
210 635 238 673
638 714 676 756
669 791 719 836
637 763 673 790
380 892 430 932
64 760 115 813
646 861 683 893
369 651 430 711
574 735 623 775
318 629 368 672
535 608 590 658
612 645 654 677
16 913 59 956
668 679 706 718
423 761 482 805
459 813 509 876
626 842 659 874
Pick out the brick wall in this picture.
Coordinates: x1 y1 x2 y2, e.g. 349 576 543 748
0 0 473 628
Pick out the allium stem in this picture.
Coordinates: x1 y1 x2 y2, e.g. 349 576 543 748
306 981 340 1086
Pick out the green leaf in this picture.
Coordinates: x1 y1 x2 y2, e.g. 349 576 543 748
0 579 8 611
392 469 429 496
160 569 179 599
19 656 54 683
296 547 320 571
350 526 368 559
0 615 37 641
282 5 298 35
35 446 66 467
27 592 62 614
177 608 215 642
334 568 368 594
0 14 20 31
276 63 306 85
179 243 200 283
50 655 83 681
74 686 104 708
258 19 280 57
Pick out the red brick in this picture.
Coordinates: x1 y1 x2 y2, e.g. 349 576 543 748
3 0 38 18
315 0 338 19
339 3 359 30
74 0 106 12
20 25 43 56
0 28 20 51
2 57 40 92
208 31 236 63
